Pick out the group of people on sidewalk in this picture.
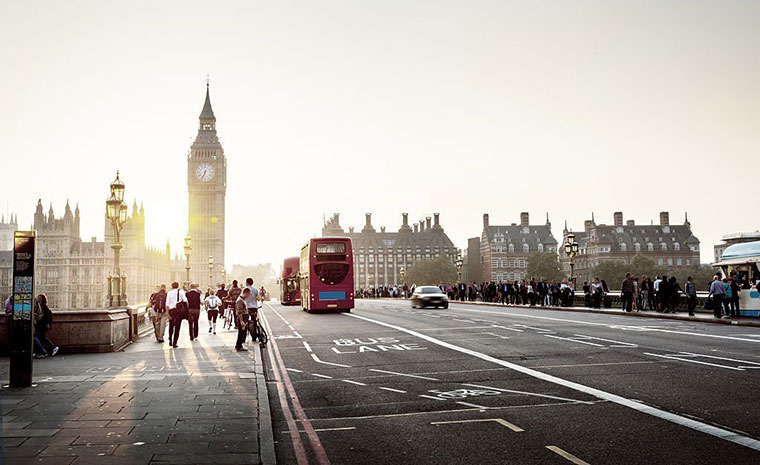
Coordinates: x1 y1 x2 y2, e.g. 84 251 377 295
617 273 698 315
147 277 263 351
707 273 757 319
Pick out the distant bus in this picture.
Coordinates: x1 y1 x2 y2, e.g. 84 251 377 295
300 237 354 312
714 240 760 317
280 256 301 306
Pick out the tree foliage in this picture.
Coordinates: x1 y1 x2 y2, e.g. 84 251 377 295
526 252 563 281
590 254 715 291
405 257 457 286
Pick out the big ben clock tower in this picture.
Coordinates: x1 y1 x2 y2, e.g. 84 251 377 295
188 82 226 286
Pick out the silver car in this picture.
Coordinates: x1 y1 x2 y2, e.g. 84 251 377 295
411 286 449 309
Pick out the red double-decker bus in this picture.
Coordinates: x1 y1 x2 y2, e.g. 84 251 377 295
280 257 301 306
300 237 354 312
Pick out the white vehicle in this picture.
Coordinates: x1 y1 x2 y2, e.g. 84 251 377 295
714 240 760 317
411 286 449 309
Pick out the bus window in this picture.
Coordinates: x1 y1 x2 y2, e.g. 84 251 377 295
315 263 349 285
316 242 346 254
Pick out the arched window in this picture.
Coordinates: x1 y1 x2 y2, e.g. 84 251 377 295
634 243 641 252
537 243 544 252
620 243 627 252
647 243 654 252
522 244 529 253
661 243 667 251
508 244 514 253
674 243 680 251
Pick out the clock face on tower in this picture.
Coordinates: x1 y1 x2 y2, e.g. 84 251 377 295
195 163 215 181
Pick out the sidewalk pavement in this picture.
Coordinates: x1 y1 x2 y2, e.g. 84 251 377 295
451 299 760 327
0 312 275 465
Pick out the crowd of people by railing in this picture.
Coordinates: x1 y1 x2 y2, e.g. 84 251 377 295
357 271 760 318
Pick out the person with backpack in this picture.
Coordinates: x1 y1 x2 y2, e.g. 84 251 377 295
205 290 222 335
33 294 59 359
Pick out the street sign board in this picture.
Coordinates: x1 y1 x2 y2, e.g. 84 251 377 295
10 230 36 387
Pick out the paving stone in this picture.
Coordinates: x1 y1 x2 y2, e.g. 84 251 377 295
3 420 34 429
2 436 28 446
39 444 119 457
151 453 259 464
5 456 76 465
2 428 62 437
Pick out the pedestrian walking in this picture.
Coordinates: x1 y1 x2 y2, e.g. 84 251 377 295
205 290 222 335
708 275 726 319
166 282 188 348
730 276 741 317
684 276 697 316
151 284 168 342
235 287 251 351
620 273 634 312
187 283 202 341
33 294 59 358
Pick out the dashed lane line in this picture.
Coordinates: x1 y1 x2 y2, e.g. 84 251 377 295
546 446 591 465
678 352 760 366
368 368 439 381
311 354 351 368
544 335 604 347
312 373 333 379
456 401 489 410
431 418 524 433
378 387 407 394
643 353 745 371
348 312 760 452
286 368 303 373
342 379 367 386
419 394 447 401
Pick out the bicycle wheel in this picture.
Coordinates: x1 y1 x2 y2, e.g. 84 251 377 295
257 322 268 347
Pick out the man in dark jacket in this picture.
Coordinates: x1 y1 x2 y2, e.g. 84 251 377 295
621 273 634 312
151 285 168 342
186 283 202 341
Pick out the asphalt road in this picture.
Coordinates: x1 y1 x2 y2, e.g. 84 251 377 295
259 299 760 465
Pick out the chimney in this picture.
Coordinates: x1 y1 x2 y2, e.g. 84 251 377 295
333 213 340 226
627 220 635 226
365 213 372 227
419 220 425 232
520 212 529 227
349 226 354 233
426 217 431 230
414 223 419 233
659 212 669 226
483 214 489 229
433 213 440 228
402 213 409 227
381 226 386 233
584 220 592 234
614 212 623 226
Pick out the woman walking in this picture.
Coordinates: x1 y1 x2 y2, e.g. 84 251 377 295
33 294 59 358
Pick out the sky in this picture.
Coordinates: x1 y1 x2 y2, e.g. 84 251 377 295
1 0 759 267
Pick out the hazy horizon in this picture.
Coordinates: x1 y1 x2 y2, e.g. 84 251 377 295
3 0 760 267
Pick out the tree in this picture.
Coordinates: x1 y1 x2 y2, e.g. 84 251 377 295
526 252 563 281
591 260 628 288
405 257 457 285
629 254 666 279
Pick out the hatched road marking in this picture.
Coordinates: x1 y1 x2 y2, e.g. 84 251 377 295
431 418 524 432
546 445 591 465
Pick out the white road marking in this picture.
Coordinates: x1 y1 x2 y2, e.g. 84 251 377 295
452 307 760 343
312 373 333 379
286 368 303 373
514 324 553 332
348 313 760 452
284 427 357 434
546 446 591 465
456 401 489 410
378 387 407 394
432 418 524 432
544 335 604 347
573 334 637 347
533 360 664 369
491 324 523 332
293 331 304 339
341 379 367 386
369 368 439 381
452 318 477 324
303 341 313 353
462 383 594 405
288 324 295 330
678 352 760 366
311 354 351 368
643 353 745 371
482 332 510 339
419 394 447 401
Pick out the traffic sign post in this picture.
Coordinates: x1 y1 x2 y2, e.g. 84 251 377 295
10 231 36 387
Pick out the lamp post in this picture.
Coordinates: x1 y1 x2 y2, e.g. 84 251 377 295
105 172 128 308
563 232 579 289
455 249 463 284
208 255 214 290
183 234 192 288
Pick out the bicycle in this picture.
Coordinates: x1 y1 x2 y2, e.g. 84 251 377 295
222 303 234 330
246 313 269 348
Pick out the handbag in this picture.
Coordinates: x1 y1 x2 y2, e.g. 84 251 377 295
704 297 713 310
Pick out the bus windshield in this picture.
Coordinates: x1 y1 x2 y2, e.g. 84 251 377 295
315 263 349 285
316 243 346 254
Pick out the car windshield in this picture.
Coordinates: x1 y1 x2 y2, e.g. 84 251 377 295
420 287 441 294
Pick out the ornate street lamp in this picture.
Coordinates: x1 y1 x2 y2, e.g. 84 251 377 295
183 234 192 288
564 232 579 288
106 171 128 308
455 249 464 284
208 255 214 289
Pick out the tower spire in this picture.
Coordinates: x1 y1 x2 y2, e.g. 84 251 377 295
199 80 216 122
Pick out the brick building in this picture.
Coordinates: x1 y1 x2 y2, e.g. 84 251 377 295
479 212 558 282
560 211 700 283
322 213 456 289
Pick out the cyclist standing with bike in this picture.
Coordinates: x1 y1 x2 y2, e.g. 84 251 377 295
225 280 242 329
245 277 260 338
235 287 251 351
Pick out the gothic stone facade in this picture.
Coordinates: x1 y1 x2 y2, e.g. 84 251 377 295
561 211 700 283
322 213 456 289
480 212 558 282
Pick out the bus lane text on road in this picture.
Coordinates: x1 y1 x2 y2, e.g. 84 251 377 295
331 337 427 354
